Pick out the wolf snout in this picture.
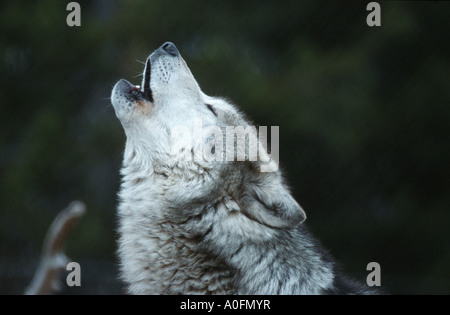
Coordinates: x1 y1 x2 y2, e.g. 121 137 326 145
149 42 180 64
115 79 135 92
159 42 179 56
112 79 151 105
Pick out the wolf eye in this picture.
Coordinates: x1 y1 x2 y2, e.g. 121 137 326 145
205 104 217 116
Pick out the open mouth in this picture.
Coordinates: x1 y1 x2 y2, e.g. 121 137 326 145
128 58 153 103
140 58 153 102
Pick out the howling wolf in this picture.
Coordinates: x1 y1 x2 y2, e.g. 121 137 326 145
111 42 379 295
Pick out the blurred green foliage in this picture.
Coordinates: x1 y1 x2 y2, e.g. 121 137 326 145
0 0 449 294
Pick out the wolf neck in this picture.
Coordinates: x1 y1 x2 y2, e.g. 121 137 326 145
118 158 237 294
168 194 335 295
197 208 336 294
234 228 335 294
119 156 335 294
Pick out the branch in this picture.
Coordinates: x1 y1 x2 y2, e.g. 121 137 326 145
24 201 86 295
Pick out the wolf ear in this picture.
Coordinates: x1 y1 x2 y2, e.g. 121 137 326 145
240 172 306 229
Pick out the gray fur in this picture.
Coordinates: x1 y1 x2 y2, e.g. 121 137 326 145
111 42 378 295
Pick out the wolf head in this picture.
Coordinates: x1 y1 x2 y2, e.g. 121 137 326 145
111 42 306 229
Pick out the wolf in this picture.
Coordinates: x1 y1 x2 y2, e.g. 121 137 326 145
111 42 379 294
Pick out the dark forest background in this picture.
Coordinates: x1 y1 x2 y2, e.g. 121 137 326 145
0 0 449 294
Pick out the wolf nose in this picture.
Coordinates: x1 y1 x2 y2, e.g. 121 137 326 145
161 42 179 56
